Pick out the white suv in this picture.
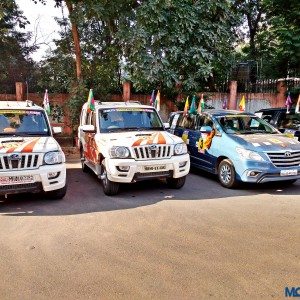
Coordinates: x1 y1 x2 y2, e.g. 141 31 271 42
78 101 190 195
0 101 67 199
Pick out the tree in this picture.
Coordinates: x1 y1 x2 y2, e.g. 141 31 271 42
0 0 37 93
120 0 237 94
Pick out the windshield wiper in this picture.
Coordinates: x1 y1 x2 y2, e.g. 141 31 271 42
0 133 15 136
17 132 49 136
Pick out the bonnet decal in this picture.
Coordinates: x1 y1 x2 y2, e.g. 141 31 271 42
21 138 41 153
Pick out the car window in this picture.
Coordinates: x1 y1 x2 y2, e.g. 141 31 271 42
217 115 277 134
260 111 277 123
99 108 164 133
178 114 197 130
278 112 300 130
91 112 96 127
0 110 50 136
170 113 180 129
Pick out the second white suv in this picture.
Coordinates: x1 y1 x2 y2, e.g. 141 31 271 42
78 101 190 195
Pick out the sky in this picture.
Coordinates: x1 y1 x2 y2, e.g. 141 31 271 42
16 0 64 61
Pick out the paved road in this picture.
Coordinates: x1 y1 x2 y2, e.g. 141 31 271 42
0 161 299 299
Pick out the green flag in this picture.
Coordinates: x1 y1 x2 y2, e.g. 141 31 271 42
189 95 197 115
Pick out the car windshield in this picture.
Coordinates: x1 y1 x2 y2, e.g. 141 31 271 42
0 109 50 136
216 115 278 135
99 108 164 133
278 112 300 130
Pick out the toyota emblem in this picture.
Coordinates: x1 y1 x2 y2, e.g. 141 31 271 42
284 151 292 157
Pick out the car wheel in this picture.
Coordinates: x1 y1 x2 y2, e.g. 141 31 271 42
80 147 89 173
218 159 238 188
167 176 186 189
46 184 67 200
100 164 119 196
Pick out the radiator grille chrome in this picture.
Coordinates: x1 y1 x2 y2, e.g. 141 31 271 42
0 153 42 171
266 150 300 167
133 145 172 160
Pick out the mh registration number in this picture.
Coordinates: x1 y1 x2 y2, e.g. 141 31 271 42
280 169 297 176
144 165 167 172
0 175 34 185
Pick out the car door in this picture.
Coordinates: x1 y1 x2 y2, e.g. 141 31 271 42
188 114 216 172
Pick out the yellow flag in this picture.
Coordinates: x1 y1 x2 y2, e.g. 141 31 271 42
183 96 189 115
239 95 246 111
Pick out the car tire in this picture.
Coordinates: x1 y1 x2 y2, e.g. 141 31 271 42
167 176 186 189
80 147 89 173
46 184 67 200
218 159 238 188
100 164 119 196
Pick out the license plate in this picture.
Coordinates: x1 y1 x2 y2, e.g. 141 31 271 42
0 175 34 185
144 165 167 172
280 169 298 176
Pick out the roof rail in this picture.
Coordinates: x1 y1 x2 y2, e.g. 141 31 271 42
125 100 141 105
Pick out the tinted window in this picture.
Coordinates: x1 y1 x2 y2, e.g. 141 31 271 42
178 114 197 129
217 115 277 134
278 112 300 130
0 110 50 136
99 108 164 133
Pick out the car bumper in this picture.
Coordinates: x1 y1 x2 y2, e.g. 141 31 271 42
0 163 66 195
233 159 300 183
105 154 190 183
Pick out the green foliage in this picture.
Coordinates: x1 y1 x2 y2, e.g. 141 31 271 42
234 0 300 79
68 81 88 132
120 0 236 94
0 0 36 92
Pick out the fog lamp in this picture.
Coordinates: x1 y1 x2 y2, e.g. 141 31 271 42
179 161 187 167
117 166 130 172
48 172 60 179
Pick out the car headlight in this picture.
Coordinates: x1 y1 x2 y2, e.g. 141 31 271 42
174 143 187 155
44 151 63 165
236 147 264 161
110 146 130 158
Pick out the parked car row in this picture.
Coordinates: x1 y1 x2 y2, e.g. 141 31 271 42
0 100 299 198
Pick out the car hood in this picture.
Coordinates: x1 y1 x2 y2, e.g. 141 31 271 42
229 134 300 152
281 128 300 138
98 131 182 146
0 136 60 153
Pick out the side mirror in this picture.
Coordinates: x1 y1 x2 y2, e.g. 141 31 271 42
163 122 170 129
52 126 62 134
82 124 96 133
199 126 212 133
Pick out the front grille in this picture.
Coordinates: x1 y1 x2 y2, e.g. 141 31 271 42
0 154 42 171
0 182 42 194
266 150 300 167
133 145 172 160
134 171 172 181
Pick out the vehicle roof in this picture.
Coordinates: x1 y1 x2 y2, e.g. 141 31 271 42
0 100 44 110
171 109 255 117
256 107 295 112
82 101 154 110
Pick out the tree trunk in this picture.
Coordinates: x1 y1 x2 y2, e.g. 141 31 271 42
65 0 82 81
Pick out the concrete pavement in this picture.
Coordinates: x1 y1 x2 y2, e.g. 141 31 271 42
0 161 299 299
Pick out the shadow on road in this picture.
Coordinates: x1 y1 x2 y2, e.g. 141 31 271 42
0 163 299 217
